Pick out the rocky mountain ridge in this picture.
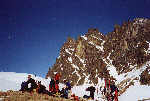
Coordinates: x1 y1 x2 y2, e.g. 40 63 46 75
46 18 150 92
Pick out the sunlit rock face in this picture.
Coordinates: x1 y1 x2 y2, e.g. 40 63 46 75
46 18 150 87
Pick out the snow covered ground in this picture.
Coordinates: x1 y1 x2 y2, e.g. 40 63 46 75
119 81 150 101
0 72 150 101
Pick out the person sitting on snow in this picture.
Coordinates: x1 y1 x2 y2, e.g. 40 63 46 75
20 81 28 92
60 85 69 99
60 80 72 99
26 75 37 92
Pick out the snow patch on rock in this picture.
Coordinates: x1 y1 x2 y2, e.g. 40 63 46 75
88 41 104 52
65 49 72 54
81 35 87 40
68 57 72 63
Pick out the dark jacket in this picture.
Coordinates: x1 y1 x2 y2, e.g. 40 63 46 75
20 81 28 91
86 86 95 99
60 88 69 99
65 82 71 90
110 84 119 94
26 78 37 90
49 79 55 92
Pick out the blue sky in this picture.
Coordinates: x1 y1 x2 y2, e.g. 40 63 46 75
0 0 150 77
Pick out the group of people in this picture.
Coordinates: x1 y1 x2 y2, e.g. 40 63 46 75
101 79 119 101
48 73 73 99
20 73 78 100
20 75 50 95
20 73 119 101
83 78 119 101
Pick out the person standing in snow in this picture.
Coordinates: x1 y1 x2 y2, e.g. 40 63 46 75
49 73 61 94
114 89 118 101
54 73 61 84
54 73 61 93
84 85 96 100
110 83 119 101
104 78 112 101
49 78 55 93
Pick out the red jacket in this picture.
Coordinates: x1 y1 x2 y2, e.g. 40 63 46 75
55 73 60 81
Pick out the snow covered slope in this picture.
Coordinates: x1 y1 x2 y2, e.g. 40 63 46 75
119 81 150 101
1 72 150 101
0 72 51 91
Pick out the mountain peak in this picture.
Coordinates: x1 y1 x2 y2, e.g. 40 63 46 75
133 18 149 25
46 18 150 94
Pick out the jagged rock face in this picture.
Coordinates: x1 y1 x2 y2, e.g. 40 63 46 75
104 18 150 75
140 65 150 85
46 18 150 86
46 29 110 85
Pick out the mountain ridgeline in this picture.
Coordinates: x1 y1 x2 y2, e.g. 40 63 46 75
46 18 150 87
